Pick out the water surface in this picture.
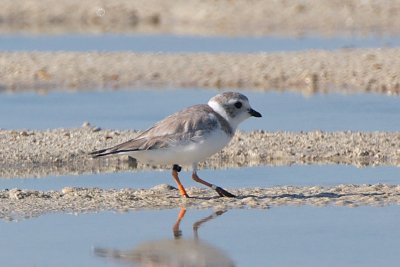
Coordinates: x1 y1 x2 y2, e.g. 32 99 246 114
1 89 399 132
1 165 398 190
1 207 399 267
1 34 400 52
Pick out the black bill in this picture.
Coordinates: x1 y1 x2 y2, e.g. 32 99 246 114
248 108 262 117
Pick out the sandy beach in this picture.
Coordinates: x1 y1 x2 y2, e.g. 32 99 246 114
1 50 400 95
2 0 400 36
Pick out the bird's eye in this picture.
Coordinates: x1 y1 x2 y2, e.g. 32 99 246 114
234 101 242 109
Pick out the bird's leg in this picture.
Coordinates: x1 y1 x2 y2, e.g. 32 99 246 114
172 164 189 198
192 171 236 198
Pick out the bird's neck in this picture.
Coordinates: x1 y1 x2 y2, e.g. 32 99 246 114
207 101 238 132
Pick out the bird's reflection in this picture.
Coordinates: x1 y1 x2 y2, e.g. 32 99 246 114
94 208 235 267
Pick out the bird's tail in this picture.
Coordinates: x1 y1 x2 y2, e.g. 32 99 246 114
90 137 147 158
89 148 119 158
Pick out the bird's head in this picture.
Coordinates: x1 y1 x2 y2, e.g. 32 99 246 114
208 92 262 130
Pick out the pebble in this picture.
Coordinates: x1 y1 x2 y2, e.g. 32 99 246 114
61 187 75 194
82 122 91 127
151 184 176 191
9 189 23 200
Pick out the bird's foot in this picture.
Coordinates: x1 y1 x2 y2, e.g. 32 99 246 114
214 186 236 198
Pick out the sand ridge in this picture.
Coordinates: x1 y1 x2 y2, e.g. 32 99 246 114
0 48 400 94
2 0 400 36
1 50 400 95
1 184 399 221
0 127 399 178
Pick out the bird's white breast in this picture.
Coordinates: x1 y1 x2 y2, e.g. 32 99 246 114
129 128 232 166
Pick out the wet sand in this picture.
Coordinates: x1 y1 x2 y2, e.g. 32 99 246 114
2 184 399 220
0 127 399 178
2 0 400 36
1 49 400 95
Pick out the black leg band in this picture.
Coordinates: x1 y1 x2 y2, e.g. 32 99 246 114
173 164 182 172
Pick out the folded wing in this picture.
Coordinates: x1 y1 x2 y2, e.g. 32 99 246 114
90 105 221 158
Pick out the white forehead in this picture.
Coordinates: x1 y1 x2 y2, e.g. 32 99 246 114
226 97 249 106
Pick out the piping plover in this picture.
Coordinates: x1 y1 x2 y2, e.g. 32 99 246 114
91 92 261 198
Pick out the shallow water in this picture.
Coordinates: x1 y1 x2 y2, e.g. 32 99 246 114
0 165 398 191
1 34 400 52
1 207 399 267
1 89 399 131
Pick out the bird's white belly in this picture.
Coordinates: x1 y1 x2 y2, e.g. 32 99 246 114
129 130 232 166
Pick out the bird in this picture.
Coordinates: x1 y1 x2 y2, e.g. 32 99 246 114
90 92 261 198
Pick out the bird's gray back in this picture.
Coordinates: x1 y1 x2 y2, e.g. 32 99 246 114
108 104 233 152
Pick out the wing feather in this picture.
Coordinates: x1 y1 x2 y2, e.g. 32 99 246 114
90 105 224 157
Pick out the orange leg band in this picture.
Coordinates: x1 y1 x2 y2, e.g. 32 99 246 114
172 168 189 198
